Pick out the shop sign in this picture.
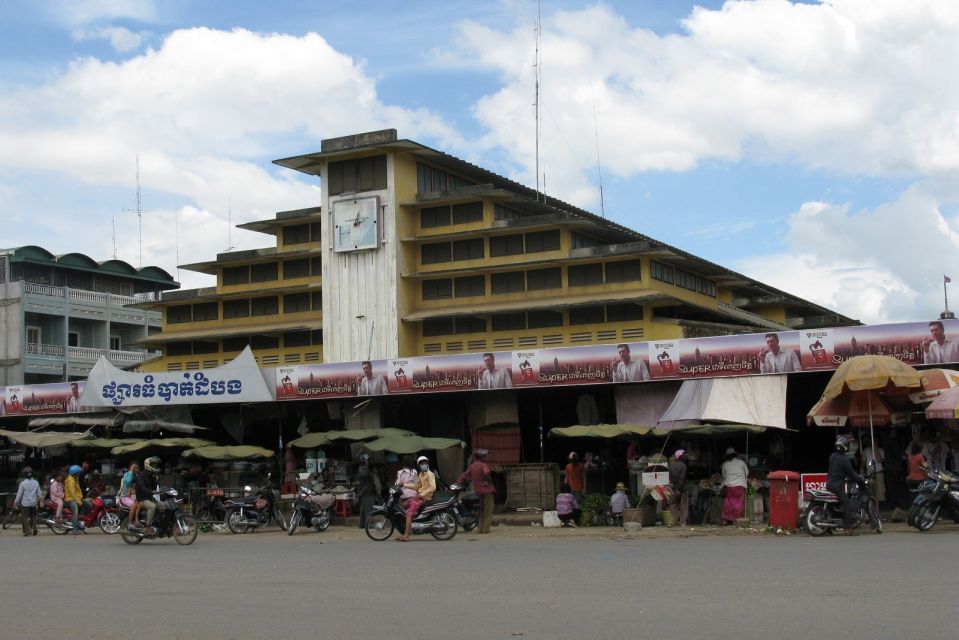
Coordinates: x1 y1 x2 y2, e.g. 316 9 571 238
642 471 670 486
800 473 828 498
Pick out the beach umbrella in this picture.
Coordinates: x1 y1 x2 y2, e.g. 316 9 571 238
909 368 959 404
924 386 959 420
806 391 909 428
817 355 922 458
182 445 275 460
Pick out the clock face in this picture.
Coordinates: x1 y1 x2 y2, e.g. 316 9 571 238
332 196 379 252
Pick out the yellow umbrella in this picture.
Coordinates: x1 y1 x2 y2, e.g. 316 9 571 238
818 355 921 461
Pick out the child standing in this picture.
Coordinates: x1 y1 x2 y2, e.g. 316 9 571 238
556 483 580 527
610 482 630 526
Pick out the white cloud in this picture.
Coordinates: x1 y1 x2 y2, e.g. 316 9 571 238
0 27 457 282
736 177 959 323
72 26 147 52
451 0 959 210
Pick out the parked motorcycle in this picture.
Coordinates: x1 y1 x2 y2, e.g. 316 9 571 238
364 485 458 541
908 468 959 531
223 474 287 534
448 483 479 532
287 484 333 535
118 487 198 545
802 473 882 536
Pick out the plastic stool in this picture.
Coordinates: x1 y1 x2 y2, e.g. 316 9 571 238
334 498 351 517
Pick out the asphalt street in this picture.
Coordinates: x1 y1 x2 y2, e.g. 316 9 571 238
0 523 955 640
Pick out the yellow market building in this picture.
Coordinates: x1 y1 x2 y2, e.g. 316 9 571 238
139 129 854 372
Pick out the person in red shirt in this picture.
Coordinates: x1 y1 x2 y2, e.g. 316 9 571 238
456 448 495 534
906 442 928 491
564 452 585 497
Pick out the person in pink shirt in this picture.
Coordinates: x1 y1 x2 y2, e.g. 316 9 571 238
48 470 66 523
456 448 495 534
556 483 580 527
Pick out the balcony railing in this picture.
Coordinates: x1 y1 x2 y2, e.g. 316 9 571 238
22 282 153 307
24 342 159 364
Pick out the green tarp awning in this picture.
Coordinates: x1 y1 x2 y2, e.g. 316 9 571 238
182 445 275 460
363 435 464 454
71 438 146 449
110 438 215 455
549 424 652 438
289 428 416 448
0 429 92 448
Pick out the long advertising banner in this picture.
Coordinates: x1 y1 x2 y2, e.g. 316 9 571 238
1 319 955 416
274 318 957 401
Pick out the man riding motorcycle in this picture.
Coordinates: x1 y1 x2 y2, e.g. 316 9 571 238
827 436 865 536
132 456 162 531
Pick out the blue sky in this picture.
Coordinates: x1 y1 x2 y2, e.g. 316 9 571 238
0 1 956 325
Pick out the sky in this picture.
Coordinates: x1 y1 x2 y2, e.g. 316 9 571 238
1 0 956 326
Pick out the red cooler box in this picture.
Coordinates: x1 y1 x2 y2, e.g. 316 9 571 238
767 470 801 529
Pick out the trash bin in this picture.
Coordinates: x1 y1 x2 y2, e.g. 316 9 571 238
767 470 801 529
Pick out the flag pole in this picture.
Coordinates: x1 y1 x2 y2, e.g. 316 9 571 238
945 275 950 313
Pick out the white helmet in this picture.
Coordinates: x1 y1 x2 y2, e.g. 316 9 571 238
144 456 161 473
416 456 429 465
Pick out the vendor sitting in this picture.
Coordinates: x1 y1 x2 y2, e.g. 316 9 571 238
398 455 435 542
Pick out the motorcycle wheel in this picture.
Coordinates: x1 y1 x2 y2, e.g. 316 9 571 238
119 521 143 545
173 515 198 545
226 510 249 534
916 504 940 531
98 512 122 535
430 511 459 541
462 518 478 532
364 513 394 541
287 510 302 536
907 503 922 528
867 501 882 534
316 512 332 532
803 505 829 537
50 520 69 535
273 507 288 531
2 511 16 530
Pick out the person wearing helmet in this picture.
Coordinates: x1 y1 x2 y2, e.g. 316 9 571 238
14 466 42 536
64 464 84 534
398 455 436 541
132 457 162 531
827 436 865 536
456 448 495 534
354 453 378 529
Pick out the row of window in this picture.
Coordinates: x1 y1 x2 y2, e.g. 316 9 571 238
421 260 643 300
164 330 323 356
421 230 561 265
167 292 322 323
281 223 322 247
420 201 484 228
329 156 388 196
422 303 644 337
650 261 717 297
222 257 322 286
417 162 475 195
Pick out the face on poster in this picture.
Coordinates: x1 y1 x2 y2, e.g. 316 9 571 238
1 381 90 415
832 320 944 366
512 351 540 386
649 340 680 378
535 344 635 385
388 359 413 393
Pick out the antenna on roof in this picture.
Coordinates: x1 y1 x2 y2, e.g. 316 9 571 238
533 0 543 203
224 198 235 252
592 88 606 218
111 214 118 259
122 155 155 268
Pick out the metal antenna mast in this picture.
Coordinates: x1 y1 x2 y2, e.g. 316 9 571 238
224 198 235 252
534 0 542 202
592 89 606 218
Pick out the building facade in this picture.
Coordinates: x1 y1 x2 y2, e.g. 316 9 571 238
0 246 178 385
142 129 855 372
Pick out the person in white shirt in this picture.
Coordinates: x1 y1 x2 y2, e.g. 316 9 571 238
721 447 750 524
477 353 512 389
759 333 801 373
611 343 649 382
356 361 388 396
922 321 959 364
66 382 81 413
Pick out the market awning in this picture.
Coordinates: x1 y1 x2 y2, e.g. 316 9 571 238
363 434 464 454
182 445 275 460
656 376 789 430
289 428 416 448
0 429 93 448
27 414 123 428
653 423 768 436
70 438 145 449
110 437 216 455
549 424 652 438
122 420 209 434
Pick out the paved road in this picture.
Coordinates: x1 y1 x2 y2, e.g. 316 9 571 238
1 523 955 639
